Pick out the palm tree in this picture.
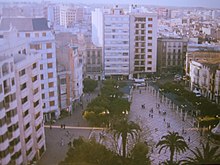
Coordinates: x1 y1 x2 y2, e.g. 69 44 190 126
111 118 141 158
156 131 188 164
183 142 220 164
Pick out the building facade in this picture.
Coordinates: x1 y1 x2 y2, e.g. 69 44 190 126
0 17 60 121
130 11 157 78
83 44 102 80
103 6 130 79
0 31 45 164
157 37 188 74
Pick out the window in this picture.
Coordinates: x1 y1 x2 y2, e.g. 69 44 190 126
47 63 53 68
11 78 15 86
148 24 153 27
148 37 152 40
32 63 37 69
148 18 153 21
148 49 152 52
35 33 39 37
25 33 30 38
46 43 52 49
148 55 152 58
148 43 152 46
23 109 29 117
42 94 45 99
34 100 39 107
0 84 2 93
148 30 152 34
49 92 54 97
147 67 152 70
49 101 55 106
19 69 26 77
47 53 52 59
21 96 28 104
42 32 46 36
41 74 44 80
30 44 42 50
48 72 53 78
60 79 66 84
40 64 43 70
34 88 38 95
41 84 44 90
20 83 27 90
48 82 54 88
32 75 38 82
148 61 152 64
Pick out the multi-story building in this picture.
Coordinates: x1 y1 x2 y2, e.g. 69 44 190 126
92 8 104 47
0 17 60 121
0 31 45 164
83 44 102 80
0 56 21 165
56 33 83 111
130 8 157 78
54 4 77 28
103 6 130 79
157 37 188 74
14 54 45 164
189 59 220 103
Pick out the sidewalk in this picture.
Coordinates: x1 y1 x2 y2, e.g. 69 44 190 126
38 84 101 165
129 86 217 164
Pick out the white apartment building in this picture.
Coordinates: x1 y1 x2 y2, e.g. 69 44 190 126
54 4 76 28
130 10 157 78
189 59 220 103
0 56 21 165
14 55 46 164
0 18 60 121
0 31 45 164
103 6 130 78
92 8 104 47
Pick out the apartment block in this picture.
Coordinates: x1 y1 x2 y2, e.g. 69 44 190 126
0 17 60 121
0 35 45 165
83 44 102 80
157 37 188 74
130 10 157 78
103 6 130 79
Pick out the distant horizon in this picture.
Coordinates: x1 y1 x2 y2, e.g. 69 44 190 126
1 0 220 9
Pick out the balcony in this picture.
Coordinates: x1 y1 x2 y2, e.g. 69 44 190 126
26 138 33 151
4 86 11 95
35 116 43 127
1 152 10 165
37 138 45 149
25 127 33 139
10 115 19 125
14 141 21 153
12 126 20 138
15 154 23 165
0 138 9 151
24 114 31 126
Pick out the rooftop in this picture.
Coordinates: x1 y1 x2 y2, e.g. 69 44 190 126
0 17 50 31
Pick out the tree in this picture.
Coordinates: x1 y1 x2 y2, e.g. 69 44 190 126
183 142 220 164
83 78 98 93
156 131 188 164
111 119 141 158
60 137 123 165
130 142 150 165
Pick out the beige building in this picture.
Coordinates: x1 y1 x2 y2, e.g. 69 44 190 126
189 58 220 103
157 37 188 74
130 10 158 78
83 44 102 80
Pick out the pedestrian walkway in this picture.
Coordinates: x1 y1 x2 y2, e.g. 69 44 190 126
38 84 101 165
129 86 216 164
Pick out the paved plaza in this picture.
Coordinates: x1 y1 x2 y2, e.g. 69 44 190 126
38 81 220 165
129 85 218 164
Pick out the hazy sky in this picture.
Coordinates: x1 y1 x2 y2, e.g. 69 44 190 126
2 0 220 8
